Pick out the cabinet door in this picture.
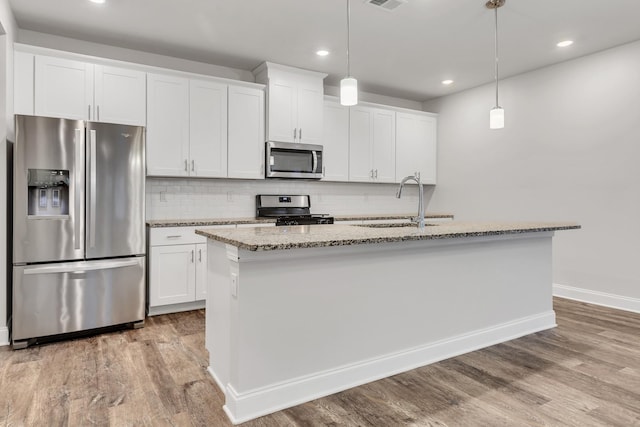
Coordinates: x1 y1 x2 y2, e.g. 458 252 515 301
322 99 349 181
34 55 93 120
189 79 228 178
349 106 373 182
149 244 196 307
14 51 34 115
372 108 396 183
228 85 265 179
195 243 208 301
94 65 146 126
267 79 297 142
396 112 437 184
296 83 324 144
146 73 190 176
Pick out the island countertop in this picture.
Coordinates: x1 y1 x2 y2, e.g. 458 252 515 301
195 221 580 251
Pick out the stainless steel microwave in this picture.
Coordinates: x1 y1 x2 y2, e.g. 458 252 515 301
265 141 323 179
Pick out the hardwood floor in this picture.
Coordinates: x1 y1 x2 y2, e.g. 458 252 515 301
1 297 639 426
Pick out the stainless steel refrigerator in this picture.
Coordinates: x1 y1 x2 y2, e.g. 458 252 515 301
12 115 146 349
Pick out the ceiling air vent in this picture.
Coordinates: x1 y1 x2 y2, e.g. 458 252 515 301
365 0 407 12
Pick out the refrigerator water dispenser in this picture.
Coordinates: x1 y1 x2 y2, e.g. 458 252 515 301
27 169 69 218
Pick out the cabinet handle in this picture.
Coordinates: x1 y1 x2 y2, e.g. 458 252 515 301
293 128 297 141
199 249 202 262
299 128 302 140
184 160 188 172
375 169 378 179
88 105 91 120
369 169 374 178
97 105 100 121
191 250 194 263
323 166 326 177
191 160 195 172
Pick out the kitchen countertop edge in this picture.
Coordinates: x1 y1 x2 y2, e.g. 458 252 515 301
195 222 581 252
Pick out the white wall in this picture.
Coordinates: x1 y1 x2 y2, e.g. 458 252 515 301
424 40 640 309
18 29 255 82
0 0 17 345
146 178 433 220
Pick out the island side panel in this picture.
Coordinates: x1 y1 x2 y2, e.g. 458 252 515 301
206 240 233 392
217 233 556 423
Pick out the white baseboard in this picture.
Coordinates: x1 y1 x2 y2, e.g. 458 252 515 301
219 311 556 425
207 366 225 393
0 327 9 347
147 300 205 316
553 284 640 314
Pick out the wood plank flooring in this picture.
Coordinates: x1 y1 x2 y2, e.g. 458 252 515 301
1 297 639 426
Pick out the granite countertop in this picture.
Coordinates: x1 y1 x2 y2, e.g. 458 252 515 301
146 213 453 228
195 221 581 252
334 213 454 221
146 217 277 227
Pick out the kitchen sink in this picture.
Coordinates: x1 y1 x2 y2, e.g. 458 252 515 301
357 222 438 228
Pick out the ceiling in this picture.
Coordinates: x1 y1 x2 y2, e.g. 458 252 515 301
8 0 640 102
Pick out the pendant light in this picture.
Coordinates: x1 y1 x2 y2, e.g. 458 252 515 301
340 0 358 106
486 0 505 129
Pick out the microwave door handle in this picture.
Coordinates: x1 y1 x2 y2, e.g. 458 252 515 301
312 151 318 173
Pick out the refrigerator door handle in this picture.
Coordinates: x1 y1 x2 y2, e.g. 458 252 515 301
89 129 97 248
23 259 140 275
74 128 84 250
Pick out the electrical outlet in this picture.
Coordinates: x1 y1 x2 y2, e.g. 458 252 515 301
231 273 238 297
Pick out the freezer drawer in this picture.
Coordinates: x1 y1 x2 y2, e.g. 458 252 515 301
12 257 145 343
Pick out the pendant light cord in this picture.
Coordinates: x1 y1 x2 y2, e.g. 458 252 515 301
494 5 499 107
347 0 351 77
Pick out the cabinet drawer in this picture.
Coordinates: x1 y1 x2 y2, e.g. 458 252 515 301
149 226 207 246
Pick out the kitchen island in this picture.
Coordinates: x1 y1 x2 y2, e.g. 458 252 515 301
196 221 579 424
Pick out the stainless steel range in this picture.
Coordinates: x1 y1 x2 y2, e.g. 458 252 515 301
256 195 334 226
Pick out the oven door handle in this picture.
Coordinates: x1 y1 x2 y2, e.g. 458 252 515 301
312 150 318 173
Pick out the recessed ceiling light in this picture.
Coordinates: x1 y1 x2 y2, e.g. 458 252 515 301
89 0 106 4
557 40 573 48
316 50 330 57
441 79 454 85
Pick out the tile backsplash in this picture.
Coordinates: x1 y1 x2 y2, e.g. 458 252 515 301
146 178 434 220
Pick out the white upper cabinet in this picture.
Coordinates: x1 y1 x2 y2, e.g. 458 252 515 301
34 55 145 125
254 62 326 145
228 85 265 179
94 65 146 126
395 112 437 184
322 98 349 181
189 79 228 178
146 73 190 177
35 56 93 121
147 72 265 179
349 105 396 183
14 51 35 115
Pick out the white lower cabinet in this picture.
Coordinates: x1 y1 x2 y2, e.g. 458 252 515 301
148 225 232 315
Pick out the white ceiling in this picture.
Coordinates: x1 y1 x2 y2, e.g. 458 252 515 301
8 0 640 101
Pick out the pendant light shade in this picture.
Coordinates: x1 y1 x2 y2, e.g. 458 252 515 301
340 77 358 106
486 0 505 130
489 106 504 129
340 0 358 106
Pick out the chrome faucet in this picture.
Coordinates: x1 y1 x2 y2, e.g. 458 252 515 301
396 174 425 230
